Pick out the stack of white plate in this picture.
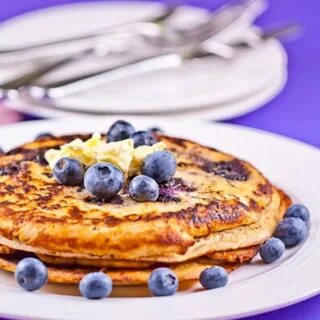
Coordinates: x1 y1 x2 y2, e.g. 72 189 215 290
0 2 287 121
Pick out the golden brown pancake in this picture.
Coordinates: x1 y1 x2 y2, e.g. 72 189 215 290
0 252 241 285
36 246 259 268
0 134 279 262
0 183 289 264
207 246 260 263
0 244 15 255
36 254 154 269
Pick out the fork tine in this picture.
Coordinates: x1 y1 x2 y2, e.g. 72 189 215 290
152 1 181 23
180 0 267 46
183 8 241 43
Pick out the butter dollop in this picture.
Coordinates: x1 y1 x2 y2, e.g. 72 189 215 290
44 133 166 176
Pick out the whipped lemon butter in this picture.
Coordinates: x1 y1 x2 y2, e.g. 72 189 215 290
44 133 166 176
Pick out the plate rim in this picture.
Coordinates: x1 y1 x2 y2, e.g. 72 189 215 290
0 1 287 117
4 65 287 121
0 1 164 33
0 118 319 320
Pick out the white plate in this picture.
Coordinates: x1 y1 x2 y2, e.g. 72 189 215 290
0 2 287 116
5 62 287 121
0 117 319 320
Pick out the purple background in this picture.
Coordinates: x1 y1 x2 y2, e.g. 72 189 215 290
0 1 319 319
1 0 319 148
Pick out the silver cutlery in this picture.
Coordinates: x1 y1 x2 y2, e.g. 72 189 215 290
0 3 179 64
0 0 263 65
20 0 267 102
231 23 301 48
1 22 296 103
257 23 301 41
0 0 263 99
0 0 299 106
0 5 177 54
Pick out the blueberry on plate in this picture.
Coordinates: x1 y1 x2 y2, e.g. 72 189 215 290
15 258 48 292
199 266 228 290
274 217 308 247
148 267 178 296
35 132 55 141
142 150 176 183
79 272 113 299
259 237 285 264
131 131 157 148
129 175 159 202
53 157 85 186
84 162 124 200
107 120 135 142
284 204 310 223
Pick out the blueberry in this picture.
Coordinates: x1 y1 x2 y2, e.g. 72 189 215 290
35 132 55 141
84 162 124 200
274 217 308 247
199 266 228 290
79 272 112 299
142 151 176 183
259 237 285 264
15 258 48 292
148 127 164 135
148 267 178 296
53 157 85 186
107 120 135 142
129 175 159 202
131 131 157 148
284 204 310 223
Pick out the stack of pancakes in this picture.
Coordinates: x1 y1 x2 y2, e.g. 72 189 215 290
0 134 290 285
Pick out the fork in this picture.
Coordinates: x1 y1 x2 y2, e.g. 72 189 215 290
19 0 267 102
0 3 180 100
0 3 179 64
0 0 264 99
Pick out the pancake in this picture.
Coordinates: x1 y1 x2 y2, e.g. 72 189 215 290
0 244 15 255
36 245 259 268
36 254 154 269
0 184 289 263
0 244 259 269
0 252 241 285
0 134 278 262
207 246 260 263
138 188 290 263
